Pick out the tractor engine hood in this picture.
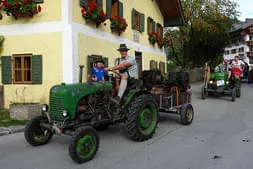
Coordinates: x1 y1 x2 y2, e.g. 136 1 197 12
49 81 113 121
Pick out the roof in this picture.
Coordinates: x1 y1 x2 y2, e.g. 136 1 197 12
156 0 185 27
230 18 253 33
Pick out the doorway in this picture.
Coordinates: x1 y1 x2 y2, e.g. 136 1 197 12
0 86 4 109
135 51 143 78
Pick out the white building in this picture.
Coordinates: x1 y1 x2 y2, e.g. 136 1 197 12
223 18 253 83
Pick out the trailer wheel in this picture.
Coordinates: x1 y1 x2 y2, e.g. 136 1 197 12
179 104 194 125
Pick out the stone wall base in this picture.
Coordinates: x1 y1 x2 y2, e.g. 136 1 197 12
9 104 42 120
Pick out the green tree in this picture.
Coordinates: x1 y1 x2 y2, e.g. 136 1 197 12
165 0 240 68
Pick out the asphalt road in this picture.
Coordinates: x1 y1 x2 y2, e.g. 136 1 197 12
1 83 253 169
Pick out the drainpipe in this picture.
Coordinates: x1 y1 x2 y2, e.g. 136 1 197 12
79 65 84 83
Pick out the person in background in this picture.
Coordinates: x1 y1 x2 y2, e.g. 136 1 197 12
91 59 106 82
228 55 245 80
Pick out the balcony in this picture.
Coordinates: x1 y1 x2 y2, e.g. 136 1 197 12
247 40 253 46
247 51 253 57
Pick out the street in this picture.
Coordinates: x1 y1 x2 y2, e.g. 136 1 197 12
0 83 253 169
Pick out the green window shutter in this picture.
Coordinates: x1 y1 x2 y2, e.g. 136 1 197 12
140 13 145 32
32 55 42 84
103 57 109 67
80 0 87 7
132 8 136 30
147 17 150 34
87 55 94 76
97 0 103 8
161 26 164 38
106 0 112 18
118 1 123 18
1 56 12 84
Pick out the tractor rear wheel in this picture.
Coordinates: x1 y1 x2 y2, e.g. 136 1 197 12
125 94 158 141
69 126 99 163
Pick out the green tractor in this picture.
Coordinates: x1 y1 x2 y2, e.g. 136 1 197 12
24 69 158 163
201 63 241 101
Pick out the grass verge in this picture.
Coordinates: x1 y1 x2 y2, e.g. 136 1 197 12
0 110 27 127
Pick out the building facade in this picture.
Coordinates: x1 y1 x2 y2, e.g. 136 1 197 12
223 18 253 83
0 0 184 108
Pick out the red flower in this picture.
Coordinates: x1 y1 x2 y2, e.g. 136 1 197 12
38 5 41 13
81 8 85 13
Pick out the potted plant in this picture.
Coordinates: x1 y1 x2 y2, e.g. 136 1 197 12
1 0 41 19
81 1 107 27
148 32 158 45
110 16 128 35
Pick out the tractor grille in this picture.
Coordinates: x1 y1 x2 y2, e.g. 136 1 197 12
49 95 65 121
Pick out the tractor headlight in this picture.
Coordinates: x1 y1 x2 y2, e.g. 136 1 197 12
209 80 213 84
42 104 49 112
226 81 229 84
62 110 69 117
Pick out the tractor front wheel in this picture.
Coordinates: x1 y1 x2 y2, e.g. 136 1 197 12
125 94 158 141
235 79 241 98
69 126 99 163
24 115 53 146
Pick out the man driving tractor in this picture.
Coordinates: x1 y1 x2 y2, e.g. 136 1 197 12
105 44 138 105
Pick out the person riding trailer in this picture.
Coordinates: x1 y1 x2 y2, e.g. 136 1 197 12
105 44 138 105
227 55 245 80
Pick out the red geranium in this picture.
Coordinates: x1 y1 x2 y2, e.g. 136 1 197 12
81 1 107 27
2 0 41 19
110 16 128 35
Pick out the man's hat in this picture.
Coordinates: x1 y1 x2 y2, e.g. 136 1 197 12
117 44 130 51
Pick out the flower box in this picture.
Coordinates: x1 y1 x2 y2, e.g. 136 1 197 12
81 1 106 27
110 16 128 35
1 0 42 19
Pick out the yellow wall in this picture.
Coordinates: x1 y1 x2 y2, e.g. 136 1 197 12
0 0 62 25
0 32 62 108
78 33 165 82
72 0 164 48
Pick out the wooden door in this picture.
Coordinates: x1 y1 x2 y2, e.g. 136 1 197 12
135 51 142 78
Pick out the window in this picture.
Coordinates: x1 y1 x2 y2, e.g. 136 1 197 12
131 9 144 32
106 0 123 18
80 0 103 8
157 23 163 37
13 54 32 83
87 55 108 80
225 50 229 55
1 54 42 84
231 49 237 54
239 47 244 52
147 17 155 34
249 58 253 64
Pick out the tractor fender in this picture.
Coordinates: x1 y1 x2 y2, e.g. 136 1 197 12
123 89 153 107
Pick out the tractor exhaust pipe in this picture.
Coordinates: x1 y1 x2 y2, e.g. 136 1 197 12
79 65 84 83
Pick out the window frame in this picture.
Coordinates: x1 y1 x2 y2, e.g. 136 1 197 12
12 54 33 84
